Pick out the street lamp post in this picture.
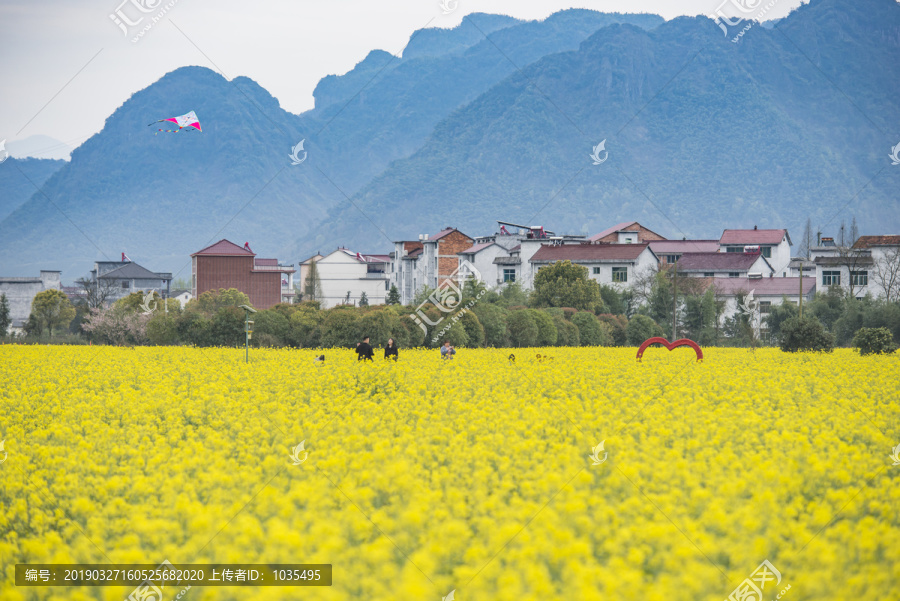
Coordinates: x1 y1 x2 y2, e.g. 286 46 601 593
240 304 257 363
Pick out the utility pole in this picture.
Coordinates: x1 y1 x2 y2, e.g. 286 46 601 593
672 261 677 340
799 273 803 319
240 304 257 363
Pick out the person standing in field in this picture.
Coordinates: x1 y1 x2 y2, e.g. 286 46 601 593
356 336 374 361
440 341 456 360
384 338 399 361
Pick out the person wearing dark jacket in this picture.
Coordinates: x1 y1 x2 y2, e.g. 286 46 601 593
356 337 374 361
384 338 399 361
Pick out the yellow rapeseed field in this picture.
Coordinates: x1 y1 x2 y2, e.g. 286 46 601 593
0 345 898 601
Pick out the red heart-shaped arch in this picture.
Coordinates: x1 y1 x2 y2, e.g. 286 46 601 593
636 337 703 362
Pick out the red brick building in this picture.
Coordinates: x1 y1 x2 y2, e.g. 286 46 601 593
587 221 666 244
191 239 296 309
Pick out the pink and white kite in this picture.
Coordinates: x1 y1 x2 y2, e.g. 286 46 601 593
148 111 202 134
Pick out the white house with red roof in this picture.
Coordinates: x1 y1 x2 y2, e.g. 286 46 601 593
719 227 792 276
313 248 391 308
709 276 816 339
529 242 659 290
676 251 775 278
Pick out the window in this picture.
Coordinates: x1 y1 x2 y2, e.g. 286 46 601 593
612 267 627 283
592 267 601 275
728 272 740 278
703 272 715 277
761 246 772 258
503 268 516 283
726 246 742 253
759 301 772 314
121 281 130 289
822 270 841 286
851 271 868 286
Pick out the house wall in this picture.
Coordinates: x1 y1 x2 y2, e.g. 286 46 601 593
194 255 283 309
460 245 507 287
0 271 62 331
436 231 474 284
814 264 872 298
317 252 388 308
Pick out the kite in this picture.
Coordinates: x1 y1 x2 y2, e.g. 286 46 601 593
148 111 202 134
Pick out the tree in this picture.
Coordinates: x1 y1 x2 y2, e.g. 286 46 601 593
459 311 485 347
779 316 834 353
472 303 508 347
507 309 538 347
530 261 602 311
598 284 626 316
571 311 609 346
190 288 251 316
82 304 149 345
386 284 401 305
0 294 10 337
626 315 665 346
303 260 325 304
798 218 813 260
30 289 76 337
871 245 900 302
850 216 859 246
853 327 896 355
528 309 558 346
75 276 118 309
498 281 529 307
763 299 798 343
358 292 369 307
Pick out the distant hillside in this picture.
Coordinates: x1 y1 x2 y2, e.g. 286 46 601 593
0 158 66 223
0 8 662 278
319 0 900 253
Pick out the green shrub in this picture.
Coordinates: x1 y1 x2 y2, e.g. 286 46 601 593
571 311 609 346
779 317 834 353
507 309 538 347
852 327 897 355
625 315 666 346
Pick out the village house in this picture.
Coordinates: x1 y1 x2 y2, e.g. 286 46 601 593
529 242 659 290
191 239 295 310
709 276 816 339
0 270 61 334
676 250 775 278
719 228 792 275
587 221 666 244
391 228 474 305
851 235 900 301
309 248 391 308
647 239 720 265
90 259 173 303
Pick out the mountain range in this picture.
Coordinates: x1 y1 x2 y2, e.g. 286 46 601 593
0 0 897 280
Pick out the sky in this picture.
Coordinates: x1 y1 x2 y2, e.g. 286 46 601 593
0 0 807 160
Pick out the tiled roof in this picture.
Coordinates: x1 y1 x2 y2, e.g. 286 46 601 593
720 229 788 245
99 262 170 280
853 235 900 248
460 242 495 254
814 255 874 266
648 240 720 253
531 243 650 262
192 239 253 256
677 252 770 271
587 221 638 242
431 228 463 241
710 277 816 296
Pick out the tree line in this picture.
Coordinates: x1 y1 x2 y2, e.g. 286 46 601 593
1 260 897 353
